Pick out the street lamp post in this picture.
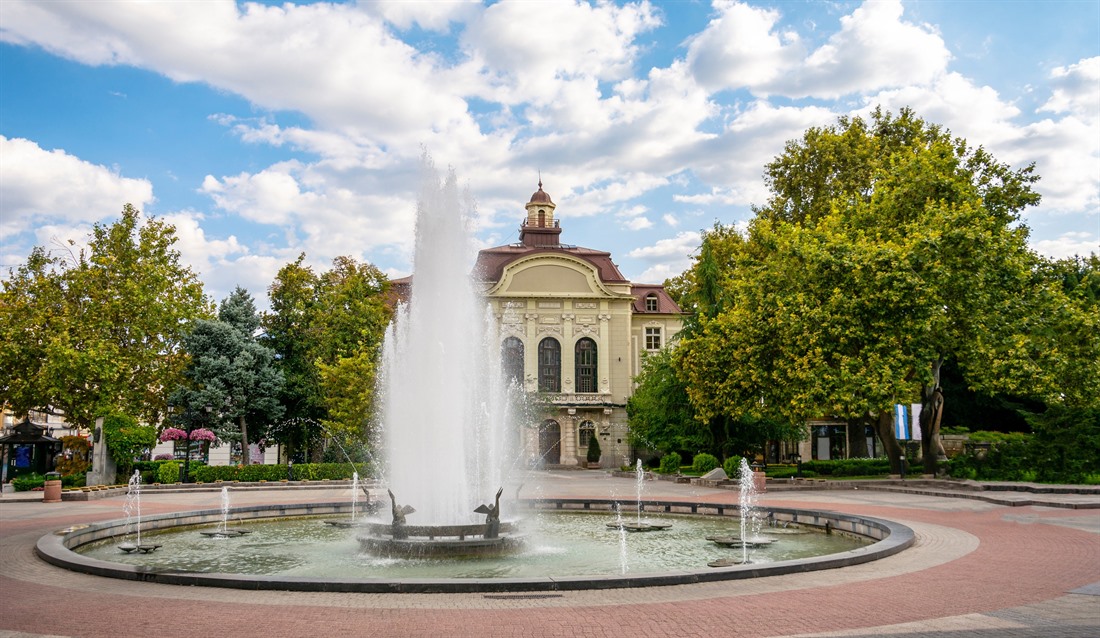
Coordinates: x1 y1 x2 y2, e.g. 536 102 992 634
170 404 212 483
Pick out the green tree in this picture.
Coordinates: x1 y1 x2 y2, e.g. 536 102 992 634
679 108 1061 473
173 287 284 465
261 255 393 460
627 348 704 454
262 254 325 461
0 205 211 428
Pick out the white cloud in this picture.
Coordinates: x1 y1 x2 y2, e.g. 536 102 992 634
685 1 800 90
628 230 701 261
772 0 950 98
1 1 475 152
0 136 154 238
357 0 480 32
1040 57 1100 118
462 0 662 104
1032 232 1099 260
687 0 950 99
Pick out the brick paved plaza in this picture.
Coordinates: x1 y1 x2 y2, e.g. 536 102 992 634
1 471 1098 638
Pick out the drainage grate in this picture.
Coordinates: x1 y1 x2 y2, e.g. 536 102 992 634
483 593 564 599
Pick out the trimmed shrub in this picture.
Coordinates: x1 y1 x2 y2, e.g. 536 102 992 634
658 452 681 474
61 473 86 488
722 456 744 478
156 461 180 484
12 473 45 491
586 435 602 463
692 453 720 474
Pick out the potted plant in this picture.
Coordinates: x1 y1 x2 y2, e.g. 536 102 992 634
586 435 602 469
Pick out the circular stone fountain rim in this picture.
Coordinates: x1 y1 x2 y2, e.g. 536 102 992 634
36 499 914 594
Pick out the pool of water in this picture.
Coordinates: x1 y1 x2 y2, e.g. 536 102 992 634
76 511 868 579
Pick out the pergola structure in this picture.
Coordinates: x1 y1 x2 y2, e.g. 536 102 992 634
0 417 61 483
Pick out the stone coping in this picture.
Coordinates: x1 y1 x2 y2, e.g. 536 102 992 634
35 498 913 594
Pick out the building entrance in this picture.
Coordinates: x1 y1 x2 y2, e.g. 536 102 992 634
538 420 561 465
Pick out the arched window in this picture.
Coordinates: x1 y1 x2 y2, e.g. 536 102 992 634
500 337 524 387
538 337 561 392
577 420 596 449
574 337 597 393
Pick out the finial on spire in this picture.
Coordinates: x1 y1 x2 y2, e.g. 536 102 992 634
538 170 543 190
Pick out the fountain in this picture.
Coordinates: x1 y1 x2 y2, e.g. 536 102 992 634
200 486 251 538
707 457 774 566
118 471 160 553
357 158 524 557
606 459 670 532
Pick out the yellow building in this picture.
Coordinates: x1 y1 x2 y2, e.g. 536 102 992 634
473 182 684 468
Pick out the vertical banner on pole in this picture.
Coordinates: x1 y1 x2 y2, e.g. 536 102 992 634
894 404 909 440
910 403 923 441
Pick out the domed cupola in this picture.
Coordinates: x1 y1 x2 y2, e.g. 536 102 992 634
520 178 563 247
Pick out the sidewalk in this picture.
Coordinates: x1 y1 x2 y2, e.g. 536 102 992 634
1 472 1098 637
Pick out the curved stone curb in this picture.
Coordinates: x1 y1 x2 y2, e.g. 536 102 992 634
36 499 913 594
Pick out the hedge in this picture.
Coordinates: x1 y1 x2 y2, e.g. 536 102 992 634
191 462 371 483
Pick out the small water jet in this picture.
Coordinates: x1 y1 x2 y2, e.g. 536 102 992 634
606 460 670 532
200 486 250 538
707 458 767 566
118 471 160 553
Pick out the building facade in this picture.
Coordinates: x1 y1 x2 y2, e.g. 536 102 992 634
473 182 684 468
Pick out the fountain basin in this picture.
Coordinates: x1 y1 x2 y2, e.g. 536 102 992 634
37 498 913 593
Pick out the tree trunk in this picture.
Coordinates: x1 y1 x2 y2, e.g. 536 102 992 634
919 358 948 475
874 411 904 474
239 414 251 466
847 418 869 458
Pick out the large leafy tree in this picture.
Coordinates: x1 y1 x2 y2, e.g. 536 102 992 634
173 287 284 465
678 108 1073 473
626 348 702 455
262 254 325 461
262 255 392 460
0 205 211 427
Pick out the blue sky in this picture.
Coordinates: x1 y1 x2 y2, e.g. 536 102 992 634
2 0 1097 308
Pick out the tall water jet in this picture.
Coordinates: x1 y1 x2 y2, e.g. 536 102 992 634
738 457 761 564
379 158 516 525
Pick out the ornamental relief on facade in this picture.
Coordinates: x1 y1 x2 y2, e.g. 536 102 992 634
539 316 560 324
501 323 526 339
574 302 598 309
574 324 598 337
536 325 563 337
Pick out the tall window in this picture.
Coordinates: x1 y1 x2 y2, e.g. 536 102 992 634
645 326 661 350
501 337 524 388
645 294 659 312
574 338 597 393
578 420 596 449
538 337 561 392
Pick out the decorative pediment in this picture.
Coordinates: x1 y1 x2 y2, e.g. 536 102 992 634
487 254 630 299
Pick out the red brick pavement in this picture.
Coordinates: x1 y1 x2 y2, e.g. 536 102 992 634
1 486 1097 638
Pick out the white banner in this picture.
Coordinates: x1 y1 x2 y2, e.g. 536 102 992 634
910 403 923 441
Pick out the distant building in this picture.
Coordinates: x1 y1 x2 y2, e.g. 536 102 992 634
472 182 684 468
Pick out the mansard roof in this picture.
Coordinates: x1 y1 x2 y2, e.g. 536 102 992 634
474 243 627 285
630 284 683 314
